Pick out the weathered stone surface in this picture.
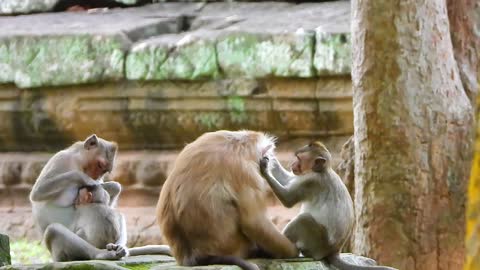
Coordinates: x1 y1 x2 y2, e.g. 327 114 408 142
1 2 350 87
0 254 383 270
315 32 351 75
0 162 22 186
351 0 474 269
20 161 47 185
135 159 169 186
0 0 57 15
0 78 351 151
127 32 220 80
0 6 180 88
0 234 10 266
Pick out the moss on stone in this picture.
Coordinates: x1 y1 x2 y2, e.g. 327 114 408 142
126 37 219 81
227 96 248 124
314 32 351 75
217 31 315 78
0 35 127 88
194 112 223 130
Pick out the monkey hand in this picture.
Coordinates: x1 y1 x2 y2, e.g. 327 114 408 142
76 188 94 205
259 156 270 176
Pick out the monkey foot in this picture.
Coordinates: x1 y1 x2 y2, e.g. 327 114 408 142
106 243 130 257
96 244 128 260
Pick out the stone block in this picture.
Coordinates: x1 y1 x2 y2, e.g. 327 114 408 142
0 1 351 87
20 161 46 185
135 159 169 186
314 32 351 75
0 162 23 186
0 234 11 266
0 77 353 151
217 31 315 78
0 0 56 15
0 254 385 270
316 76 352 99
0 6 180 88
126 32 220 80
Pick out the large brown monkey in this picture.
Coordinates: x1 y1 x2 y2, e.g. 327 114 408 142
30 134 170 261
157 130 298 270
260 142 397 270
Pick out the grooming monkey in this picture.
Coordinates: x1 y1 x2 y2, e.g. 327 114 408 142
260 142 397 270
30 134 171 261
157 130 298 270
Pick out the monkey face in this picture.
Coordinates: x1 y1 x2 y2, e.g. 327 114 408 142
291 152 314 175
291 156 302 175
84 155 109 180
83 134 117 180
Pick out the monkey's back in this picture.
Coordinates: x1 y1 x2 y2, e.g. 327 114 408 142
72 204 122 248
157 130 269 265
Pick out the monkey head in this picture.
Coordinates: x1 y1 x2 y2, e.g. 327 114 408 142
291 141 331 175
82 134 118 180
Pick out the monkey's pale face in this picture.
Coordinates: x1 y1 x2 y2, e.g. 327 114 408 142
291 152 314 176
84 154 109 180
83 139 117 180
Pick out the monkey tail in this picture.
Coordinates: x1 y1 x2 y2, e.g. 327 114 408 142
327 253 398 270
194 255 260 270
128 245 172 257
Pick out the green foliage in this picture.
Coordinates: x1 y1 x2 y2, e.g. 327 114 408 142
10 239 50 265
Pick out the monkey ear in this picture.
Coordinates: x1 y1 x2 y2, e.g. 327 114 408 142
84 134 98 150
312 157 327 172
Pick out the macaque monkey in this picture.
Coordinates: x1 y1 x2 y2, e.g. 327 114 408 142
157 130 298 270
260 142 397 270
30 134 170 261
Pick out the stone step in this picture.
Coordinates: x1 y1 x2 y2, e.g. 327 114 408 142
0 139 348 207
0 1 350 88
0 254 381 270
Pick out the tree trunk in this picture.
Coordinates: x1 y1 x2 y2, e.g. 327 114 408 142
351 1 476 269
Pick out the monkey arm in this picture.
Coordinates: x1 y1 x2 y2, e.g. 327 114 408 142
30 171 98 202
262 171 304 208
269 157 294 185
101 181 122 207
116 213 128 247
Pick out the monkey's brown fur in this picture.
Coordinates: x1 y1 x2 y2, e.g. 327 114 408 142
157 130 297 270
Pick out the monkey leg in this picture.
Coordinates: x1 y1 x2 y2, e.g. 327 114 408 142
44 223 126 261
241 214 298 258
282 213 333 261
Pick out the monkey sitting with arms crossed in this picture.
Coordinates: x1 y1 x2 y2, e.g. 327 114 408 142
30 134 170 261
259 141 397 270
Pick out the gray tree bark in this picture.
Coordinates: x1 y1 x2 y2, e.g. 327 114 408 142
351 0 477 269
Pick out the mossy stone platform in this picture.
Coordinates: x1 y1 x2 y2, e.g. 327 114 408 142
0 2 350 88
1 254 381 270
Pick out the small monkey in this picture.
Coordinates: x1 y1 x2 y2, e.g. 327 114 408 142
157 130 298 270
260 142 397 270
30 134 170 261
